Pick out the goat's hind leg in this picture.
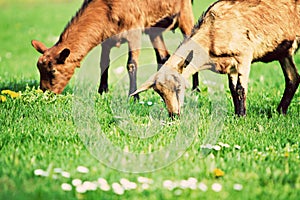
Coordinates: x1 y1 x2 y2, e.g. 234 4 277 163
98 41 112 94
277 55 300 114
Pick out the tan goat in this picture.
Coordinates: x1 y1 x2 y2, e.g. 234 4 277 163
132 0 300 117
31 0 195 96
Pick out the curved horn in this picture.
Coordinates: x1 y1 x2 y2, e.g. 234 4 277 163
130 75 155 96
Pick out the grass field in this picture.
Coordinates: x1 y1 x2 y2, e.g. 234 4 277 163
1 0 300 199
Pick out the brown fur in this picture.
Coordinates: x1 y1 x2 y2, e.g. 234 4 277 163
133 0 300 116
31 0 194 94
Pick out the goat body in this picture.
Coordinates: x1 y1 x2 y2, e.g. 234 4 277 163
31 0 194 95
132 0 300 116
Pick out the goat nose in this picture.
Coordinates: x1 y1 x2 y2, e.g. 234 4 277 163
40 84 46 92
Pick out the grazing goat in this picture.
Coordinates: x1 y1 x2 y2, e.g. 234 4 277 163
132 0 300 117
31 0 195 96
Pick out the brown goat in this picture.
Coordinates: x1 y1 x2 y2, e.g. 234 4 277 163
132 0 300 117
31 0 194 95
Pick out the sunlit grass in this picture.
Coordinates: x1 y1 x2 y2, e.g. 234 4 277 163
1 0 300 200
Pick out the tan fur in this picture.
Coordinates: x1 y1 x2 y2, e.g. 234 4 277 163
134 0 300 116
32 0 194 93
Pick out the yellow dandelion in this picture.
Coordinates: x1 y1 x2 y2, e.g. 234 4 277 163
213 168 225 177
1 90 20 98
0 95 7 102
35 89 43 94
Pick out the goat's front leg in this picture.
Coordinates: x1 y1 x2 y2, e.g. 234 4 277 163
127 49 140 99
177 0 199 91
127 32 141 99
228 65 250 116
98 42 112 94
149 33 170 71
277 55 300 114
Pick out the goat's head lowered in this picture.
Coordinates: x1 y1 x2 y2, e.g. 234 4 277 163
131 51 194 117
31 40 79 94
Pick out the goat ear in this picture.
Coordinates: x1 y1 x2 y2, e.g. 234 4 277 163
130 77 155 96
56 48 70 64
31 40 48 54
178 50 194 73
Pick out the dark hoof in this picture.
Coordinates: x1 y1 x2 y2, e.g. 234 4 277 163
276 106 287 115
192 87 201 93
129 93 139 101
98 87 108 94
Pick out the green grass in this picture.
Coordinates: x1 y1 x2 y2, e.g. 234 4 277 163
1 0 300 199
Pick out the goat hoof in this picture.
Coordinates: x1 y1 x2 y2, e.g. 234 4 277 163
192 87 201 93
98 87 108 94
276 106 287 115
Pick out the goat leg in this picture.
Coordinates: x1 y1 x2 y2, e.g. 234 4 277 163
98 41 112 94
277 55 300 114
228 73 240 115
192 73 200 92
228 63 250 116
127 43 141 100
149 33 170 71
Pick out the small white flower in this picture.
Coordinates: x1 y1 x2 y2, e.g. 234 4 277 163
201 144 213 149
137 176 153 184
234 145 241 150
189 183 197 190
211 183 222 192
184 152 189 158
120 178 137 190
179 180 189 189
76 166 89 174
187 177 198 184
61 183 72 191
233 183 243 191
198 182 208 192
41 171 49 177
128 182 137 190
53 168 63 173
112 182 125 195
34 169 45 176
213 145 221 151
125 182 137 190
76 185 87 193
163 180 175 190
147 101 153 106
72 179 82 187
141 183 150 190
61 171 71 178
120 178 130 186
218 142 230 148
98 178 108 185
52 174 58 180
139 101 145 105
83 181 97 191
99 183 111 191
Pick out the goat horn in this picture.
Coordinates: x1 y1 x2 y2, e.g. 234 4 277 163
130 78 154 96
